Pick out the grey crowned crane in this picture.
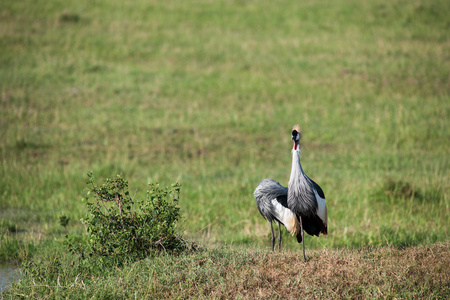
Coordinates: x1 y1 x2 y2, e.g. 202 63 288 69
288 124 327 261
254 178 301 251
254 125 327 261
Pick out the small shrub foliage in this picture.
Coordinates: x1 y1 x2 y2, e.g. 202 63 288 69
74 172 186 258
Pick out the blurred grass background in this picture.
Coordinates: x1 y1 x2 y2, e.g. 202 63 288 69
0 0 448 255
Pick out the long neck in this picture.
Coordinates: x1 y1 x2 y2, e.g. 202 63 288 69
289 148 304 187
288 145 318 215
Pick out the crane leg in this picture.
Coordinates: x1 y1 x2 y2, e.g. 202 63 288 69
299 216 306 262
277 221 282 251
270 222 275 251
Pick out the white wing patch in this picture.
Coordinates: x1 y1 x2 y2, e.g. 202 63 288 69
314 190 327 227
270 199 301 236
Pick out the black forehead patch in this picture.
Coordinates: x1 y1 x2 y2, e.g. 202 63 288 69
292 130 298 136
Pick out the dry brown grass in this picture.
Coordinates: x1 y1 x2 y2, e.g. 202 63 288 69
4 242 448 299
195 242 449 299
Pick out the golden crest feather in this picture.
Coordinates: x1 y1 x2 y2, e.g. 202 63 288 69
292 124 302 140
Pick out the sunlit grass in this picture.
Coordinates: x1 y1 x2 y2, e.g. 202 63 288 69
0 1 449 251
0 0 449 296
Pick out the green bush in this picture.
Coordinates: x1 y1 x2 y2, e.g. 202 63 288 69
67 172 187 259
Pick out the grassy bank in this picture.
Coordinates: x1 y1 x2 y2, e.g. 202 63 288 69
3 242 449 299
0 0 449 297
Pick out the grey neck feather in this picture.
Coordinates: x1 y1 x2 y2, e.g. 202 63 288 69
287 148 318 216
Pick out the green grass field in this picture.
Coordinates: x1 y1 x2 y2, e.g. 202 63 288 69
1 0 449 298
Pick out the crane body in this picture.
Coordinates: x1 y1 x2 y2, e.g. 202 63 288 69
254 125 327 261
254 178 301 251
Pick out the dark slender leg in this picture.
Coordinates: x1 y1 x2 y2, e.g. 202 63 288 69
270 222 275 251
277 221 282 251
299 216 306 262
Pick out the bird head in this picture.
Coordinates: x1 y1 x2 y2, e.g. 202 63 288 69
291 124 301 151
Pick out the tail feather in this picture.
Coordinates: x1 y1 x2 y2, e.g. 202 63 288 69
296 232 302 243
286 214 301 237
